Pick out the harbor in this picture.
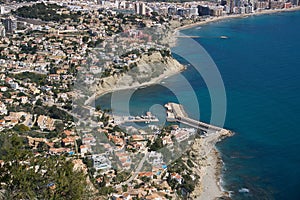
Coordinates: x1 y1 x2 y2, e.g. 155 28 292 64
165 102 229 134
113 111 159 125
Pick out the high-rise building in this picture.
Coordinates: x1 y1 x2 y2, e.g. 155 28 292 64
291 0 299 5
3 17 17 34
189 7 198 17
135 2 146 15
221 0 227 6
0 6 5 15
168 6 177 15
197 5 210 16
0 24 5 37
226 0 234 13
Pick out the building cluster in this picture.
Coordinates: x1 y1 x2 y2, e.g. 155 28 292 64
92 0 300 16
0 0 298 199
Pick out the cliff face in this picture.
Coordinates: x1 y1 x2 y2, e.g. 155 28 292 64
93 51 185 95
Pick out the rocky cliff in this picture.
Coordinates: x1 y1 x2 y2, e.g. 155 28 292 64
93 51 185 95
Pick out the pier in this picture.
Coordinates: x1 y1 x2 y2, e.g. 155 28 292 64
165 103 227 133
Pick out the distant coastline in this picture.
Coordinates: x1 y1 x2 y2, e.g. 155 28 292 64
174 6 300 33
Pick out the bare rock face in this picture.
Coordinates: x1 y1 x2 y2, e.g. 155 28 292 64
93 51 185 95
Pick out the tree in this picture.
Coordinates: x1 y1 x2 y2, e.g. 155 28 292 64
55 121 64 133
0 133 90 199
122 184 128 192
98 186 116 195
13 124 30 132
37 141 48 152
35 99 43 106
95 105 101 111
149 137 163 151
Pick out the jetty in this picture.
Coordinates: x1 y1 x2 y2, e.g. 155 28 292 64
165 103 228 134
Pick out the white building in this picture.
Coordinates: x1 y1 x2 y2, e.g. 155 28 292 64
92 154 112 170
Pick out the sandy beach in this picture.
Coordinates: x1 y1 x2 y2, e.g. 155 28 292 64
174 6 300 32
189 130 233 200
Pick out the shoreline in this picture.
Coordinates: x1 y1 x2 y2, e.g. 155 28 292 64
85 65 186 105
189 130 234 200
174 6 300 33
87 8 299 199
171 7 300 200
88 6 300 106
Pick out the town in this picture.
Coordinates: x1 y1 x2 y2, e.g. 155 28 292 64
0 0 297 199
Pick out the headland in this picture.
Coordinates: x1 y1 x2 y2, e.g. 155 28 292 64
165 102 234 199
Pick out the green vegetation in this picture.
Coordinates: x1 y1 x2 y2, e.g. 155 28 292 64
160 49 171 57
113 171 130 183
187 159 194 168
13 3 79 22
98 186 116 196
0 133 90 199
13 124 30 132
149 137 163 151
33 105 72 121
140 176 151 183
166 157 199 196
20 44 37 54
13 72 46 85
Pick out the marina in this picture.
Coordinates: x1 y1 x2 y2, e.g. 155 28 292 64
113 111 159 124
165 102 228 134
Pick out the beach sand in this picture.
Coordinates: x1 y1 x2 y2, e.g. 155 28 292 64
174 6 300 32
189 130 233 200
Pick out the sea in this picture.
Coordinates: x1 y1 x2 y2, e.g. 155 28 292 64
97 11 300 199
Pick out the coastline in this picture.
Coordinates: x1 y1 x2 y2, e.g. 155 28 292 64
87 8 300 199
170 7 300 199
85 65 186 106
174 6 300 33
189 130 234 200
88 7 300 106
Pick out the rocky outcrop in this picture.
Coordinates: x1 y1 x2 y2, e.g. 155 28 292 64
92 51 185 95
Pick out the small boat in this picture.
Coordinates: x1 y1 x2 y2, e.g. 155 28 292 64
220 36 228 39
196 27 202 30
238 188 250 193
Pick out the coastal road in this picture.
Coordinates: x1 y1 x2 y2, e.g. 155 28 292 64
123 150 149 185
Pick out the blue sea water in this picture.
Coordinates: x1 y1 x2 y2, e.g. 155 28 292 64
97 11 300 199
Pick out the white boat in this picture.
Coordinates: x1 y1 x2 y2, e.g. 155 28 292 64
238 188 250 193
220 36 228 39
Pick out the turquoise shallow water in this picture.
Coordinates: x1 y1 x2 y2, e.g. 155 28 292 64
97 11 300 199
